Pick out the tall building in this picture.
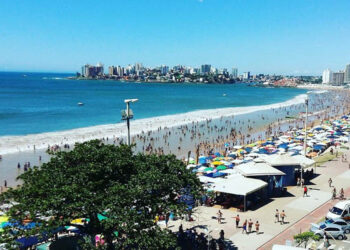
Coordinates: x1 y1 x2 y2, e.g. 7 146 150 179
117 66 124 77
345 64 350 84
243 71 250 80
322 69 333 84
160 65 169 75
201 64 211 74
231 68 238 78
332 71 345 85
95 63 104 76
108 66 116 76
82 63 103 78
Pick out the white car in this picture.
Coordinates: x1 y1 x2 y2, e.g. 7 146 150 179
310 223 346 240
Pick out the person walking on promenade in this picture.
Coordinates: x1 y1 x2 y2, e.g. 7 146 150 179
234 214 240 228
303 185 308 197
4 180 7 188
328 178 332 187
332 187 337 200
339 188 345 200
275 209 279 223
255 221 260 234
242 220 247 234
217 210 222 224
280 210 286 225
248 219 253 233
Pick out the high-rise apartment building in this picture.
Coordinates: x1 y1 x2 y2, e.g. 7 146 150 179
160 65 169 75
231 68 238 78
332 71 345 85
243 71 250 80
344 64 350 84
322 69 333 84
81 63 104 78
201 64 211 74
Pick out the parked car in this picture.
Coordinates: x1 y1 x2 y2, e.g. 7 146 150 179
320 218 350 234
310 223 346 240
326 200 350 221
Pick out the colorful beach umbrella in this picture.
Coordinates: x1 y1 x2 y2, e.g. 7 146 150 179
216 165 227 171
204 167 214 172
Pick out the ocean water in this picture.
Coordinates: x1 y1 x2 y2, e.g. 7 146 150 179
0 72 307 136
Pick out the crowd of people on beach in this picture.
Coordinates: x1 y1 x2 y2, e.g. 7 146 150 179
1 90 350 192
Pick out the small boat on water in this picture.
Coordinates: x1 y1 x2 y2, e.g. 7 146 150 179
77 102 84 106
223 93 227 96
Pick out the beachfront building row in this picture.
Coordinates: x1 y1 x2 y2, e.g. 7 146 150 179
322 64 350 85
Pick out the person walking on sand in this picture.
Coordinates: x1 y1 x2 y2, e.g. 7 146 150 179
255 221 260 234
280 210 286 225
328 178 332 187
275 209 279 223
217 210 222 224
234 214 240 228
242 220 247 234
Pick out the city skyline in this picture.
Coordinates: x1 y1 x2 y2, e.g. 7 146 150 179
1 0 350 75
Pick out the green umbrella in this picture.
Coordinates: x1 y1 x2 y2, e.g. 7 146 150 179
216 165 227 170
204 167 213 172
97 213 108 221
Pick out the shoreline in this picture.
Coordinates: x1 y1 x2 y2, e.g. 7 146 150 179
1 89 350 189
0 93 308 155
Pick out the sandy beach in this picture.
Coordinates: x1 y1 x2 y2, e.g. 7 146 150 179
1 89 350 189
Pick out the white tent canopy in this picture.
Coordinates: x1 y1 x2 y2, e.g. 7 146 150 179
211 175 267 196
198 176 227 184
235 162 286 177
261 153 315 168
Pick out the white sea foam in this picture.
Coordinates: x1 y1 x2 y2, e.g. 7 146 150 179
0 94 307 155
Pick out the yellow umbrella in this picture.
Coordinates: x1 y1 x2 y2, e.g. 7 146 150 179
71 218 85 225
0 216 9 223
211 161 223 166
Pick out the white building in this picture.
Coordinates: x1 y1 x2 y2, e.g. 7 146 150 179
243 71 250 80
345 64 350 84
322 69 333 84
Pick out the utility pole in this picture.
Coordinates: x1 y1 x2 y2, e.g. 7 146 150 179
301 98 308 186
122 99 138 146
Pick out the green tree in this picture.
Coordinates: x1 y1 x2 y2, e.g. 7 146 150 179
0 140 202 249
293 232 320 248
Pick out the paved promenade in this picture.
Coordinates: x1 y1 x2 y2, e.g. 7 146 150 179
169 149 350 249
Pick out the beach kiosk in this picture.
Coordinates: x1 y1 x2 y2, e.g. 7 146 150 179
262 154 315 186
211 175 267 211
235 162 286 196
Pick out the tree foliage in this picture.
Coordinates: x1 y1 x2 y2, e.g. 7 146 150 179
293 231 320 247
0 140 202 249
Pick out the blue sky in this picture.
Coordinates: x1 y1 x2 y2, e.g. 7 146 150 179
0 0 349 75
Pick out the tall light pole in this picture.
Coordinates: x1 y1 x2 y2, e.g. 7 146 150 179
301 98 308 186
122 99 138 146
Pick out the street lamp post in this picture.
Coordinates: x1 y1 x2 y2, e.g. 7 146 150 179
301 98 309 186
121 99 138 146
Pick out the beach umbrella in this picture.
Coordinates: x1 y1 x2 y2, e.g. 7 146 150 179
233 145 242 149
211 161 223 166
216 165 227 171
186 164 197 169
0 216 9 223
204 167 214 172
71 218 87 225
